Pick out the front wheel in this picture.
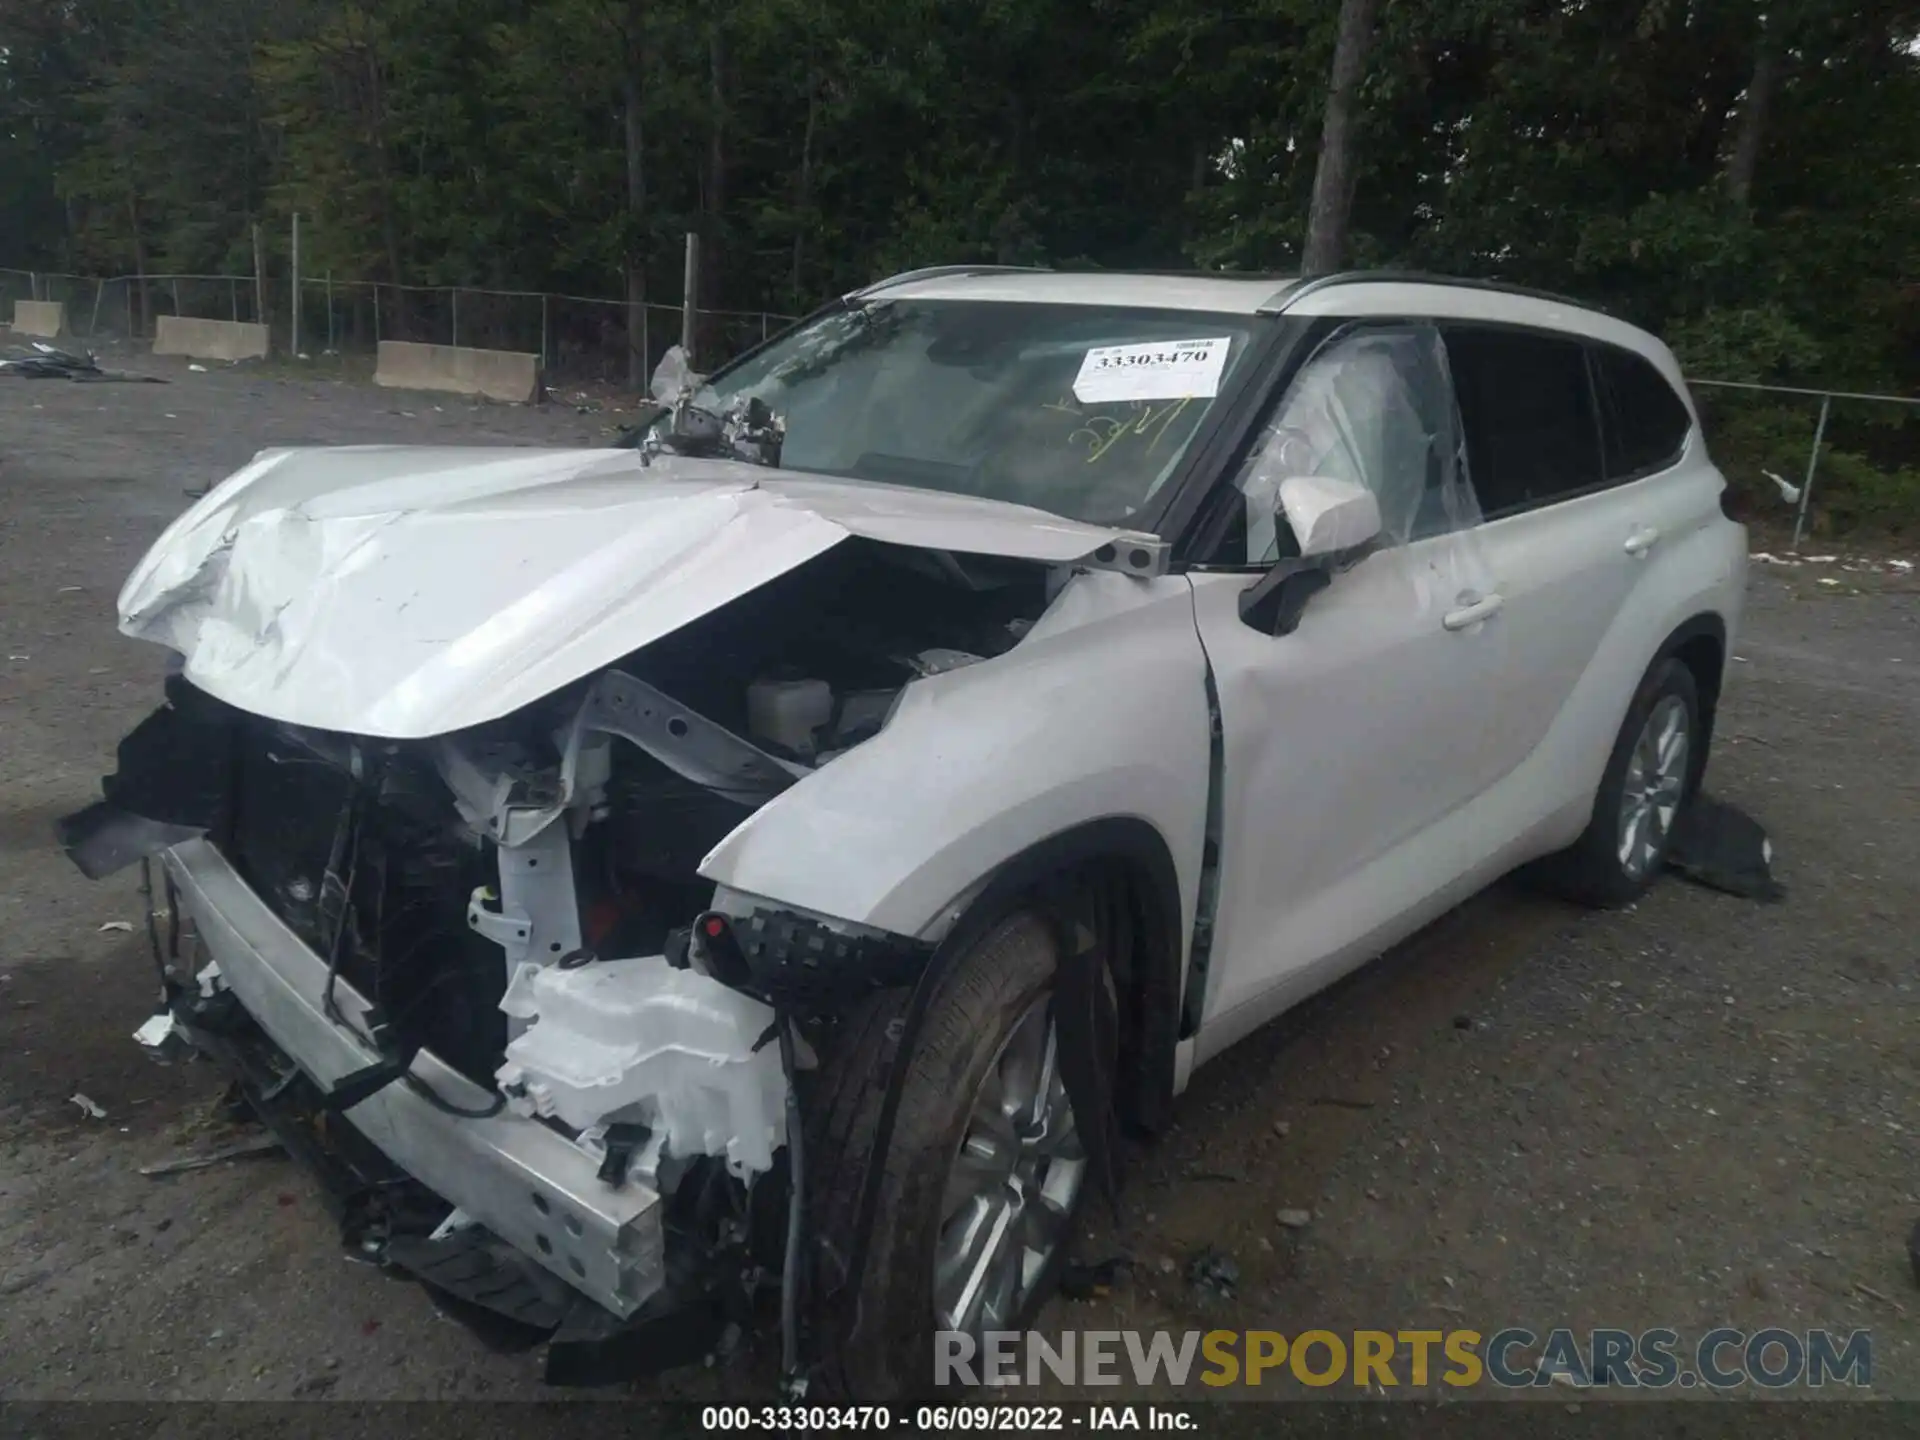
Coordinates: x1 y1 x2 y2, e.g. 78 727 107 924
1536 657 1700 907
807 911 1098 1399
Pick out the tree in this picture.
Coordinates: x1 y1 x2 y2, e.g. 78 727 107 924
2 0 1915 538
1723 12 1777 207
1301 0 1380 275
624 0 648 384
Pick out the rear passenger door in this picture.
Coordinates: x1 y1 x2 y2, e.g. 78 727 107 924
1444 326 1690 771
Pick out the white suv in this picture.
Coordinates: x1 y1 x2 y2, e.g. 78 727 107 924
66 267 1745 1396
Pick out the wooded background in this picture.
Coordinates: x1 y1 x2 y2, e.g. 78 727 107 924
2 0 1916 530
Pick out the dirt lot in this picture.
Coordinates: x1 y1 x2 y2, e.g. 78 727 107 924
1 354 1915 1407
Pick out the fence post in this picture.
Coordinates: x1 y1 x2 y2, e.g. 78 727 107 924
252 222 266 331
230 279 239 322
28 271 37 302
540 292 549 371
327 273 335 353
1790 393 1831 552
451 287 459 348
762 312 769 343
171 277 180 318
290 212 302 357
88 281 105 339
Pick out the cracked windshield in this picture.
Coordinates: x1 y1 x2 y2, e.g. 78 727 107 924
694 300 1262 525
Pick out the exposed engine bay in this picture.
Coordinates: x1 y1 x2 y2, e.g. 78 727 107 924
60 535 1059 1382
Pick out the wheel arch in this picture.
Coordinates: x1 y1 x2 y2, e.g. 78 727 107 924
926 817 1185 1137
818 817 1185 1344
1656 611 1727 793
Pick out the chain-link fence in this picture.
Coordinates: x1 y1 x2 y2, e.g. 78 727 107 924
290 278 790 384
3 265 794 384
0 268 271 343
1691 379 1920 546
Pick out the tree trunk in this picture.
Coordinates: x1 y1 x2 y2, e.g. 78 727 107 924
791 64 818 305
364 41 406 331
1301 0 1380 276
702 12 728 356
624 0 648 386
1724 28 1776 208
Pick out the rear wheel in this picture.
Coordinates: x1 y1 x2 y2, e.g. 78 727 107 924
807 911 1099 1399
1536 657 1700 907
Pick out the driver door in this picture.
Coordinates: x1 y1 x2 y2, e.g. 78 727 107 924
1185 322 1513 1047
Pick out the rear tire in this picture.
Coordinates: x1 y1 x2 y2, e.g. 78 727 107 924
1535 657 1700 908
806 911 1092 1400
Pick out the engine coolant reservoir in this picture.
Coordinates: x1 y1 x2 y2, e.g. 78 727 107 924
746 676 833 757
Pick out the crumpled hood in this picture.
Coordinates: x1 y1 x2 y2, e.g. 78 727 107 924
119 446 1142 738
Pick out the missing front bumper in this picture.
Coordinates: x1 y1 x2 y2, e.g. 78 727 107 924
161 837 666 1319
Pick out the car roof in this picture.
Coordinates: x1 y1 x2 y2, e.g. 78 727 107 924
853 265 1687 396
858 267 1295 315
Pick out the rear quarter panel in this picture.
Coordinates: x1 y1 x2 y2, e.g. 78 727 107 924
1516 450 1748 856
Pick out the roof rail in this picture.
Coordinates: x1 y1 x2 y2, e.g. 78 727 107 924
847 264 1055 300
1260 270 1611 318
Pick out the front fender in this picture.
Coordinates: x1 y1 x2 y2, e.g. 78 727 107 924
698 572 1212 953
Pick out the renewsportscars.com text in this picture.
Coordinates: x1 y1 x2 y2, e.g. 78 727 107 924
936 1326 1873 1390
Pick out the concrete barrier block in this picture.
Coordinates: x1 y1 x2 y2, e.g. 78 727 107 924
11 300 66 338
374 340 542 404
152 316 270 362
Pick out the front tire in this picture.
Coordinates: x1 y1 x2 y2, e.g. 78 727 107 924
807 911 1094 1399
1537 657 1700 907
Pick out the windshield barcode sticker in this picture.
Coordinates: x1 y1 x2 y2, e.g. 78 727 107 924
1072 336 1232 403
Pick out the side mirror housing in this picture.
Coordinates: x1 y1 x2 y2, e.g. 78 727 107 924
1278 474 1382 557
1238 475 1383 637
1238 560 1331 637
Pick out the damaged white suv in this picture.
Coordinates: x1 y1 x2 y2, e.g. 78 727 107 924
62 268 1745 1396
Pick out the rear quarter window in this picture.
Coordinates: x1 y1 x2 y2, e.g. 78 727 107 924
1593 344 1692 481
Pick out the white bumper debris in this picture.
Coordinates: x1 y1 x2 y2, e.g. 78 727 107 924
132 1009 191 1062
496 958 787 1178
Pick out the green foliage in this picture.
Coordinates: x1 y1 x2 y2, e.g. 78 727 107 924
2 0 1917 524
1667 305 1825 384
1699 389 1920 539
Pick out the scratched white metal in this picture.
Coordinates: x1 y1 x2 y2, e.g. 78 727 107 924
117 446 1150 738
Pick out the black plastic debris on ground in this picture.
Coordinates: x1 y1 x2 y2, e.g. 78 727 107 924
1666 792 1785 902
1059 1256 1131 1301
0 342 165 383
1185 1248 1239 1303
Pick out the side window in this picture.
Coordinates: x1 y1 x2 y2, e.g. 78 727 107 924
1445 327 1604 516
1594 344 1691 481
1228 323 1477 565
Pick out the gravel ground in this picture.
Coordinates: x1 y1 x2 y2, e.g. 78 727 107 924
1 354 1914 1410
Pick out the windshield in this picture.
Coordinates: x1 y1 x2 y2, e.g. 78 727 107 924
686 300 1264 527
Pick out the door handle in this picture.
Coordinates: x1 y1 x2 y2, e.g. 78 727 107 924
1442 592 1504 631
1624 526 1661 557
